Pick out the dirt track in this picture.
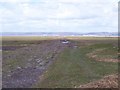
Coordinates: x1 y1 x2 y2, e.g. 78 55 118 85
2 40 70 88
2 39 118 88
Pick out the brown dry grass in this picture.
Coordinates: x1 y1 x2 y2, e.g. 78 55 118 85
87 48 119 63
78 74 118 88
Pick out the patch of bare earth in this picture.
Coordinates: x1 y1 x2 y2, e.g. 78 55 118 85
2 40 69 88
87 49 119 63
78 74 118 88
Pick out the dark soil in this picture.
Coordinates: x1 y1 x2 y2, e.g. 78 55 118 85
2 46 25 51
2 40 70 88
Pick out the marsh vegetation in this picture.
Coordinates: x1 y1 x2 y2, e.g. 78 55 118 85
2 36 118 88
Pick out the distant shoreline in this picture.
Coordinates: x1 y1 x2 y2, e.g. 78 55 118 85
1 32 118 37
1 36 118 41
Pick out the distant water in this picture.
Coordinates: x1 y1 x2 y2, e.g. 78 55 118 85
1 32 118 37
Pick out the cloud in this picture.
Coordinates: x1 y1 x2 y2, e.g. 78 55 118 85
0 0 118 32
0 0 30 3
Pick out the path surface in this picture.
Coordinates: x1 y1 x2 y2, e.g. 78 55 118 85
2 40 70 88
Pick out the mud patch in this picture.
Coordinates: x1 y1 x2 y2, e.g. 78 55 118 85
2 46 26 51
2 40 69 88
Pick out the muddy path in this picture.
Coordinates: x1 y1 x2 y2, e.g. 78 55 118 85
2 40 72 88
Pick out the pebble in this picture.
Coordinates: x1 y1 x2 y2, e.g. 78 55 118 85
17 67 21 69
33 80 36 82
7 75 11 77
74 46 78 48
29 58 33 61
8 65 12 67
37 60 41 63
34 56 37 58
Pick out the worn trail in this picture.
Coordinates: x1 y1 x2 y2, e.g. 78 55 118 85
2 40 70 88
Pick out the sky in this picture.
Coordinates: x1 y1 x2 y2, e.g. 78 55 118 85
0 0 118 33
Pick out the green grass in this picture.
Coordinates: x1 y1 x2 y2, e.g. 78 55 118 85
2 36 65 41
34 43 118 88
2 37 118 88
2 36 118 41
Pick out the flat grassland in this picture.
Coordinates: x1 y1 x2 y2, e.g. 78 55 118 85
2 36 119 88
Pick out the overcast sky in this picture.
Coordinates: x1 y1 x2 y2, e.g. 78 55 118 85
0 0 118 32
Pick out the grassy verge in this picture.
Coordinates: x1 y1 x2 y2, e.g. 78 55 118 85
2 37 118 88
2 36 118 41
35 43 118 88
